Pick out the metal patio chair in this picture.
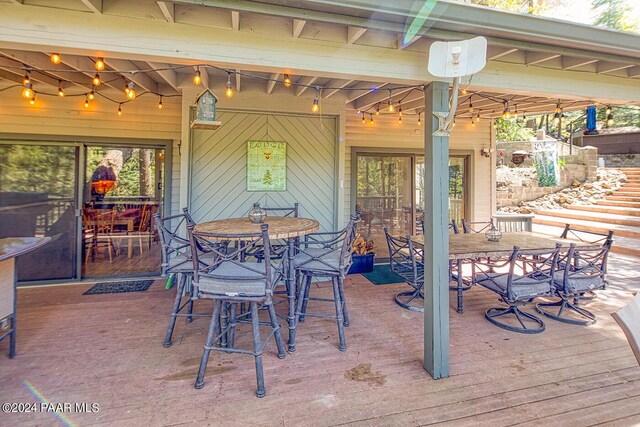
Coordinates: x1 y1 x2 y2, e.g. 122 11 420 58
384 227 424 313
289 214 359 352
473 244 561 334
249 203 299 263
155 210 208 348
188 223 286 398
461 218 495 234
536 242 612 325
611 293 640 366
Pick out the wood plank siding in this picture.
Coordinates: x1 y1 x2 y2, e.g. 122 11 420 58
344 111 494 224
190 111 338 231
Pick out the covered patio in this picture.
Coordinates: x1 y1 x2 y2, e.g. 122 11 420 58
1 252 639 425
1 0 640 424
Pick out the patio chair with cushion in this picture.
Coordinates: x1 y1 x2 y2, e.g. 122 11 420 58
290 214 359 352
155 210 204 348
249 203 299 263
384 227 424 312
188 223 286 398
536 242 611 325
611 293 640 366
473 244 561 334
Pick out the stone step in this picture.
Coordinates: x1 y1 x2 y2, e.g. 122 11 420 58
533 214 640 239
598 200 640 209
531 223 640 257
567 204 640 217
534 209 640 227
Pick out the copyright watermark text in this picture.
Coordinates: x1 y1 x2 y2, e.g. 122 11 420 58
2 402 100 414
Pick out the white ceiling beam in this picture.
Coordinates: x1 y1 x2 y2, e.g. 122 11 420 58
525 52 561 66
231 11 240 31
562 57 599 70
235 69 241 92
353 86 414 111
487 46 519 61
157 2 175 23
322 79 353 98
345 81 387 104
80 0 102 14
294 76 317 96
292 19 306 38
266 73 279 94
0 50 87 90
146 61 179 92
347 26 367 44
0 68 23 84
104 58 159 92
597 62 634 74
399 34 420 49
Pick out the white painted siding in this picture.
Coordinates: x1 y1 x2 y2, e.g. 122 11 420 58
344 111 494 224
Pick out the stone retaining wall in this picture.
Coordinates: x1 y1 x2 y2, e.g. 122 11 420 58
602 154 640 168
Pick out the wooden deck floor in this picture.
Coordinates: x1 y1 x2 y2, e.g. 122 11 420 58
1 253 639 426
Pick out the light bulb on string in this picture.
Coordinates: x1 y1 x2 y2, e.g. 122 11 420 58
193 67 202 85
312 94 319 113
398 102 403 117
375 105 380 116
126 82 136 100
158 95 163 109
225 73 233 98
522 112 527 121
387 89 394 112
471 117 475 127
555 101 561 114
513 105 519 119
21 83 33 99
362 115 366 124
605 105 611 115
88 90 95 101
476 112 480 122
451 117 456 130
50 53 61 64
23 73 30 85
117 104 123 116
398 115 402 124
468 98 474 113
283 74 292 88
58 82 64 97
95 58 105 71
553 112 560 125
84 95 89 109
92 73 101 87
461 88 467 95
501 102 510 120
369 114 374 126
418 113 422 126
29 95 36 106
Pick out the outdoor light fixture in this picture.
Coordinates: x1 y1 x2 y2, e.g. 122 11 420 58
84 95 89 108
126 82 136 100
388 98 394 112
50 53 61 64
312 95 319 112
225 73 233 98
29 95 36 106
369 114 374 125
476 112 480 122
398 102 403 117
283 74 292 87
362 115 366 124
58 83 64 97
88 90 95 101
95 58 105 71
398 115 402 124
158 95 163 109
375 104 380 116
118 104 122 116
21 82 33 99
471 117 475 127
418 113 422 126
92 73 101 87
468 98 474 113
23 73 30 85
193 67 202 85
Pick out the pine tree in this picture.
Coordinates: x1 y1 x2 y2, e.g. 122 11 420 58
592 0 639 32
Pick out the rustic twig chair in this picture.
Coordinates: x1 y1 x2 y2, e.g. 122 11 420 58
188 223 286 398
289 214 359 352
384 227 424 313
536 242 611 325
473 244 561 334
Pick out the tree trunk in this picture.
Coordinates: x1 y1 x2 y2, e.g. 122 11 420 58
139 149 152 196
89 148 133 201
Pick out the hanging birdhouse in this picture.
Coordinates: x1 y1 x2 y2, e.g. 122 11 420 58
190 89 222 130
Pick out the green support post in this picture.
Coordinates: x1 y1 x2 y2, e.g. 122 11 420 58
423 82 450 379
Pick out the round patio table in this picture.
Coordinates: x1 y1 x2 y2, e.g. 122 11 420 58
194 216 320 352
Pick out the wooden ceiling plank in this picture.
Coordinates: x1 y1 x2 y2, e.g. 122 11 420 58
235 69 241 92
231 11 240 31
60 55 121 91
525 52 561 66
104 58 159 93
487 47 519 61
323 79 353 98
80 0 102 14
353 86 415 111
146 61 179 92
0 50 89 91
293 19 306 38
157 1 175 23
347 26 367 44
266 73 279 94
294 76 317 96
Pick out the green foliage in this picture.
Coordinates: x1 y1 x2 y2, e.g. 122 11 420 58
86 147 156 197
495 118 535 142
592 0 639 32
466 0 550 14
558 158 567 168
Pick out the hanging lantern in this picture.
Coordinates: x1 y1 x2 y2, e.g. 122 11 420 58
190 89 222 129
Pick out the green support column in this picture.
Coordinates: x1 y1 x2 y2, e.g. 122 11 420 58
423 81 450 379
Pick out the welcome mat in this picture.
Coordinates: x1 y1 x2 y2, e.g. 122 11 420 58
83 280 154 295
362 265 405 285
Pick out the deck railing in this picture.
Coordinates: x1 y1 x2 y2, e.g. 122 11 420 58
494 213 535 233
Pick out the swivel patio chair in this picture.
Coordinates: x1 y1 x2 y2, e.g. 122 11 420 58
290 214 359 352
461 218 494 234
188 224 286 398
155 210 208 348
473 244 561 334
384 227 424 313
536 242 611 325
249 203 299 264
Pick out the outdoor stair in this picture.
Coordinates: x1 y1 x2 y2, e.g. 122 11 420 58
532 168 640 257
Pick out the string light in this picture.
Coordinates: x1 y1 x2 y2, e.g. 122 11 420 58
158 95 163 109
88 90 95 101
522 111 527 120
605 105 612 115
553 103 561 124
471 117 475 127
369 114 374 125
283 74 292 88
29 95 36 106
375 104 380 116
555 101 561 114
398 102 403 117
126 82 136 100
117 104 122 116
225 73 233 98
193 67 202 85
418 113 421 126
312 93 319 113
84 95 89 108
387 90 394 112
58 82 64 97
21 82 33 99
461 88 467 95
398 115 402 124
92 73 101 87
50 53 61 64
23 73 30 85
451 117 456 129
476 112 480 122
362 115 366 124
607 113 614 126
513 105 519 119
95 58 105 71
468 97 474 113
501 101 510 120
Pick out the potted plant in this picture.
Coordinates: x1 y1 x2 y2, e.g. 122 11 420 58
348 234 375 274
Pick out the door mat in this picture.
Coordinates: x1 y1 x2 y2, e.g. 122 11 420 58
83 280 154 295
361 265 405 285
